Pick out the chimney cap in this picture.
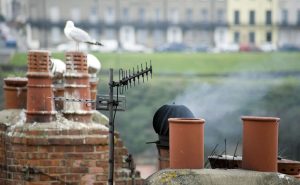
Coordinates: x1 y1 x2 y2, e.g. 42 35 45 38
241 116 280 122
29 50 51 54
4 77 27 87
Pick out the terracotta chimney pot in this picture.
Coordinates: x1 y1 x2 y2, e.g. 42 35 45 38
169 118 205 169
242 116 280 172
26 50 56 123
63 51 92 122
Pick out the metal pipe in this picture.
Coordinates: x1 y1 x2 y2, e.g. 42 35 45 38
108 68 114 185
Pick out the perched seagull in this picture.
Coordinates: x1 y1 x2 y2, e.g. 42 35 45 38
64 20 103 50
87 54 101 74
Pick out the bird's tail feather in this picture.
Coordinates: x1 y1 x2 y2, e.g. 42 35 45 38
85 41 103 46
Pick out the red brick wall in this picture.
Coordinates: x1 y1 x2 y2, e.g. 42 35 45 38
0 124 8 185
1 125 143 185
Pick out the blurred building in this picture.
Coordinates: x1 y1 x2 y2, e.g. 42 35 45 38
278 0 300 47
227 0 278 48
23 0 227 49
0 0 299 50
0 0 26 22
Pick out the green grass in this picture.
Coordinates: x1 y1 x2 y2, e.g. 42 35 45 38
9 52 300 74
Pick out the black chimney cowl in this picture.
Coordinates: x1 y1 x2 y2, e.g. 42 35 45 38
152 104 195 147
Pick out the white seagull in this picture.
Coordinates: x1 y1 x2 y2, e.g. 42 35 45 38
64 20 103 50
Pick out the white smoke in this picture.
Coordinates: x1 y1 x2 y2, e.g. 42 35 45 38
173 73 276 155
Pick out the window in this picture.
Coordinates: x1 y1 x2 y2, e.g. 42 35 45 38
105 7 115 24
49 6 59 22
139 8 145 23
89 6 98 23
234 32 240 43
249 10 255 25
11 0 21 19
153 29 164 45
234 10 240 25
201 9 208 23
105 29 116 40
137 30 147 44
186 8 193 22
122 8 129 21
266 10 272 25
155 8 161 22
89 29 97 40
281 9 288 25
266 32 272 42
71 8 81 22
51 27 60 43
169 8 179 23
249 32 255 43
217 9 224 23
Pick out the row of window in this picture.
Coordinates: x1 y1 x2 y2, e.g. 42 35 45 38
234 9 300 25
233 31 272 43
49 6 300 26
281 9 300 25
49 6 225 24
125 8 225 23
234 10 272 25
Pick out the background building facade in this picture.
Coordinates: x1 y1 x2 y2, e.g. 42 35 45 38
227 0 278 47
0 0 299 50
24 0 227 49
278 0 300 47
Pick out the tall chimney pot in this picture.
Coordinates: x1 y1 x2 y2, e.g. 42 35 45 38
242 116 280 172
26 50 56 123
63 51 92 122
169 118 205 169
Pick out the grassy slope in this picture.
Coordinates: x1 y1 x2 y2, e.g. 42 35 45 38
9 52 300 74
5 52 300 159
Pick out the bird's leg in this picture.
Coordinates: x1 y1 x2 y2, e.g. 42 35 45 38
76 42 79 51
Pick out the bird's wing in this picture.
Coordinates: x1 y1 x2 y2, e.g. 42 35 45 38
68 27 92 43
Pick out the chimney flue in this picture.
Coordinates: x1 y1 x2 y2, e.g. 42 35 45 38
169 118 205 169
63 51 92 122
3 77 27 109
26 50 56 123
242 116 280 172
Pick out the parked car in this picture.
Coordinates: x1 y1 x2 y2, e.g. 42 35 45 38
192 44 209 52
260 43 277 52
239 44 261 52
155 42 190 52
122 43 151 53
279 44 300 52
212 44 239 53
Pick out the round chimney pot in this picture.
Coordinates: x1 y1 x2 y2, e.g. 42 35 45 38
169 118 205 169
242 116 279 172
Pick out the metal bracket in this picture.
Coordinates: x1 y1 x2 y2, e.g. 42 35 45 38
96 94 126 111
